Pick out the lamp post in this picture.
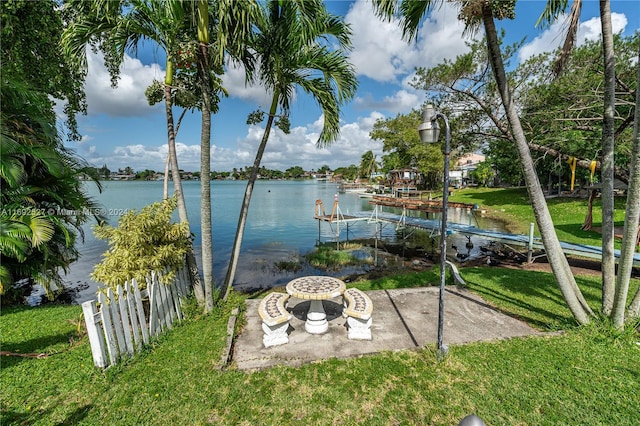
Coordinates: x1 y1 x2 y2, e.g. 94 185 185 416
418 104 450 360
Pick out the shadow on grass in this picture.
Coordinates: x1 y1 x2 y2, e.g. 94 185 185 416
552 223 604 244
1 331 77 369
460 266 601 330
358 269 440 291
2 404 93 426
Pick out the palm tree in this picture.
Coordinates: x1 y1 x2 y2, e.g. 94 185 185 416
221 0 358 299
62 0 205 304
185 0 257 310
613 45 640 326
537 0 640 326
194 0 216 312
373 0 593 324
596 0 617 316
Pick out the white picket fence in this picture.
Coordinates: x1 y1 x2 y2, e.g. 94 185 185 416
82 266 192 368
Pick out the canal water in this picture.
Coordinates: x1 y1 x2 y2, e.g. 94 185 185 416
47 180 509 304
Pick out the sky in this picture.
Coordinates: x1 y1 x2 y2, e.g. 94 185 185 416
64 0 639 174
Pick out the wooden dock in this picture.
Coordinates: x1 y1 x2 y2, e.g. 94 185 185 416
369 195 476 212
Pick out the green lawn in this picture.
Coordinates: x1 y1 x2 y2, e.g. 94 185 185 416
2 187 639 425
2 267 639 425
450 187 628 247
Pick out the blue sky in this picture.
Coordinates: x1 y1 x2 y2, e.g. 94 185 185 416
64 0 639 173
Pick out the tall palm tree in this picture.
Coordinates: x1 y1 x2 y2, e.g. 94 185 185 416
221 0 358 299
195 0 215 312
613 44 640 326
597 0 617 316
62 0 205 303
373 0 593 324
187 0 257 310
538 0 638 325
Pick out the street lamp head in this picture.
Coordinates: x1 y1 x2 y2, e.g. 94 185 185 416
418 104 440 144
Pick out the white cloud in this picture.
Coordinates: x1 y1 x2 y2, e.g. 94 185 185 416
221 62 274 108
84 50 164 117
354 89 423 114
347 0 471 83
226 111 386 171
518 12 629 63
81 104 387 172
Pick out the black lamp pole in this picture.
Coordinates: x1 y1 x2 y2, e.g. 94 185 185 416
418 105 450 359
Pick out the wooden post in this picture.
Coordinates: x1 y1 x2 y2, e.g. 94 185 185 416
82 300 108 368
170 276 182 320
98 292 118 366
527 222 535 263
132 278 149 345
107 288 126 354
148 275 160 336
160 273 173 329
125 281 141 350
117 285 134 355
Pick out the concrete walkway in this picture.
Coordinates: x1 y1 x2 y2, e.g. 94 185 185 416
232 286 540 371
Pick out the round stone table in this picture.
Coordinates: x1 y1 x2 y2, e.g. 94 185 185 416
286 276 346 334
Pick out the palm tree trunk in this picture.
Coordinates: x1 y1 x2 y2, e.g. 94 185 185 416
482 2 592 324
164 83 188 223
611 41 640 326
195 0 214 312
165 78 204 306
163 154 170 200
599 0 616 315
222 94 279 301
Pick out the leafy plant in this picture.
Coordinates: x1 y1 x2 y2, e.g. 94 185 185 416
91 198 191 289
304 246 364 270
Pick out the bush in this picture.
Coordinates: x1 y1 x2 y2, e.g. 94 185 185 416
91 197 191 290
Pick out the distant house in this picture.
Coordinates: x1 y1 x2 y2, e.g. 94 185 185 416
312 172 332 181
454 153 485 185
388 168 421 197
110 172 136 181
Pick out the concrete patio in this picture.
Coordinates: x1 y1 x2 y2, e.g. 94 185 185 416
232 286 541 370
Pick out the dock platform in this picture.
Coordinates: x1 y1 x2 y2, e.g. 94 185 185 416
355 211 640 267
313 197 640 267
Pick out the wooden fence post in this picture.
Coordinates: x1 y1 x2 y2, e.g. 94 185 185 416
148 274 161 336
132 278 149 345
116 285 134 355
97 292 118 366
81 300 108 368
107 288 126 354
125 281 141 350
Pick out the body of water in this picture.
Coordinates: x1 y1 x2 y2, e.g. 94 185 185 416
58 180 508 304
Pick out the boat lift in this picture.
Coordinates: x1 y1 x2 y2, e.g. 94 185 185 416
314 195 370 249
314 197 640 267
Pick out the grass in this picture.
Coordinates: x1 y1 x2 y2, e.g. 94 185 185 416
2 266 639 425
304 245 369 270
450 187 628 247
2 187 639 424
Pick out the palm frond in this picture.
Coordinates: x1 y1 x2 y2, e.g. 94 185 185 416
535 0 571 29
552 0 583 77
372 0 439 42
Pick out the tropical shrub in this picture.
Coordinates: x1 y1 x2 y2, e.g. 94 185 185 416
91 198 191 289
0 77 102 300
